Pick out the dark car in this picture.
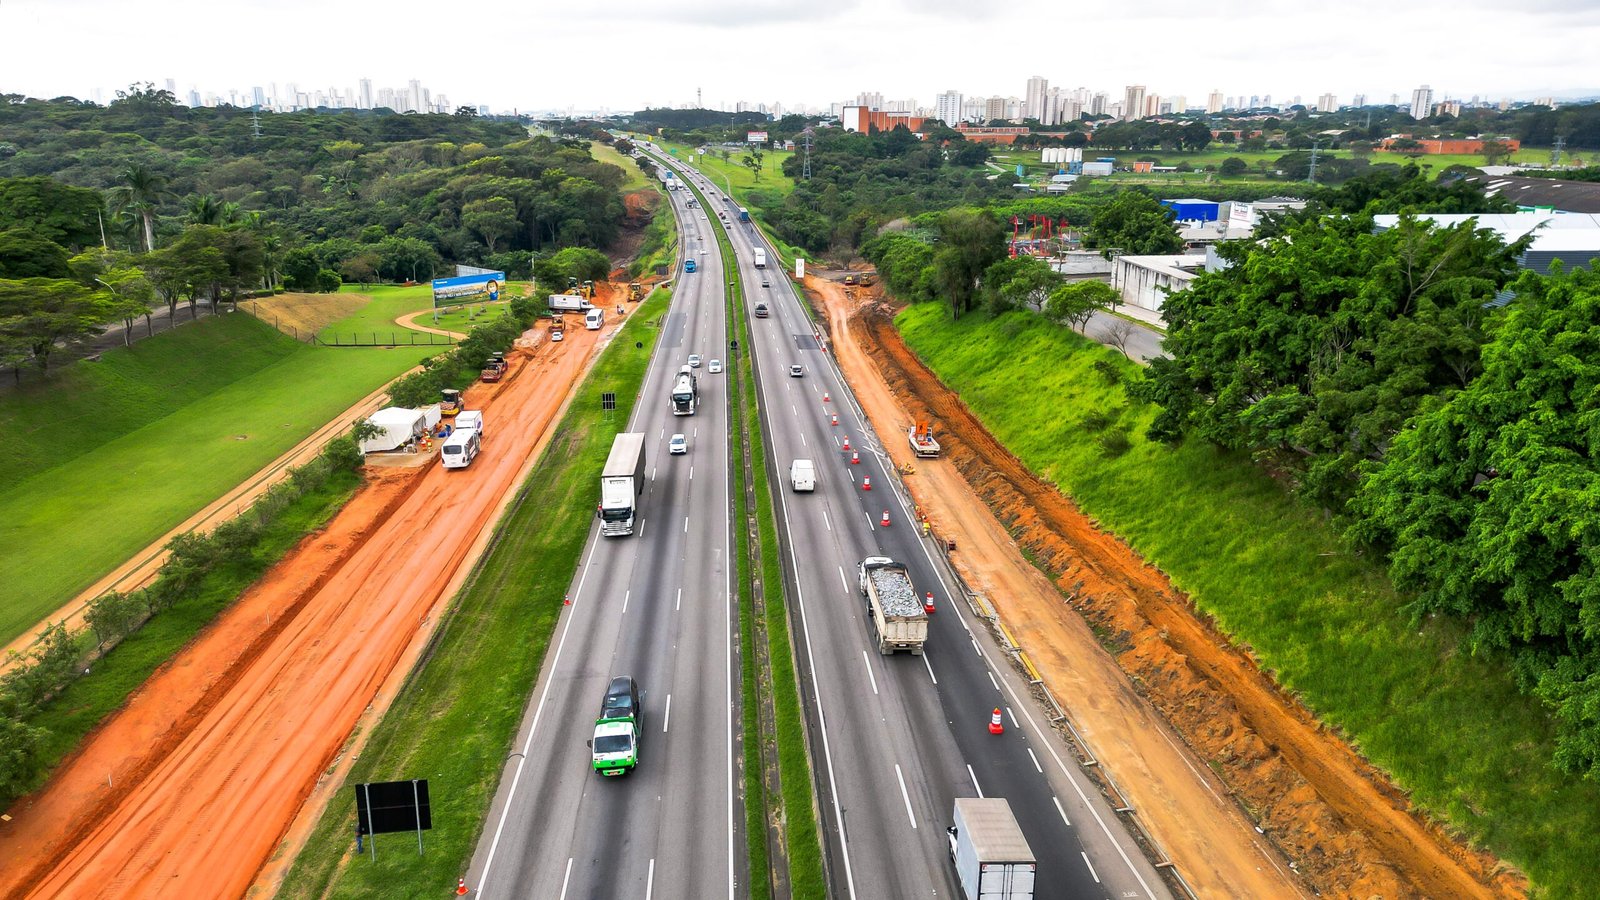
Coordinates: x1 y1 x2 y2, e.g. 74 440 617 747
600 675 641 722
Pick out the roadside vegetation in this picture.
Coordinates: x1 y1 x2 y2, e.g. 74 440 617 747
896 300 1600 895
279 288 670 899
0 434 365 803
0 313 434 642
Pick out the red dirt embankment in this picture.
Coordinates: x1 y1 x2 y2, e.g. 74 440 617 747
0 308 611 899
812 275 1524 900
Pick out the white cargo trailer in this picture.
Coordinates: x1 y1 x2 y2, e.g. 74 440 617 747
948 798 1036 900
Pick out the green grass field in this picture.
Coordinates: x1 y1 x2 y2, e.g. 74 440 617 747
895 302 1600 896
278 287 671 899
590 140 652 191
0 313 434 645
991 145 1551 182
660 141 796 200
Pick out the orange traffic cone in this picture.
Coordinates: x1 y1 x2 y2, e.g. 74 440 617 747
851 451 860 465
831 413 838 426
457 877 469 895
925 592 936 613
823 392 830 403
989 708 1004 735
881 509 891 527
842 436 851 451
862 476 871 491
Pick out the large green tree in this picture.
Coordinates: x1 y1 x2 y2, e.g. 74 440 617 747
932 208 1006 318
0 177 104 247
1140 213 1525 509
980 255 1059 315
462 197 518 255
0 228 70 278
1085 190 1184 259
0 278 112 373
1346 267 1600 777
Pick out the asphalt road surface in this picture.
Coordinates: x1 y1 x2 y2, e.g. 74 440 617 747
466 181 741 900
675 155 1173 900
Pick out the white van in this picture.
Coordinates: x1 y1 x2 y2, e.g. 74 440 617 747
585 308 604 330
790 459 816 492
441 428 481 469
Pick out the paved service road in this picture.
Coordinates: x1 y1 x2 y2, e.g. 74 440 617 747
666 153 1173 900
465 179 741 900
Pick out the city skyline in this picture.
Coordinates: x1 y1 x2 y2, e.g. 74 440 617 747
1 0 1595 114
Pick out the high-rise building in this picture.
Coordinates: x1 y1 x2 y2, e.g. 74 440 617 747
1318 92 1338 112
1353 93 1367 107
1090 92 1108 116
935 90 963 126
1144 92 1161 118
1025 75 1049 121
1170 95 1186 115
187 89 201 108
377 87 396 111
358 78 373 110
1122 85 1146 121
1207 90 1224 114
855 91 883 110
1410 84 1433 119
251 86 266 108
408 79 423 113
1262 94 1272 108
984 96 1007 122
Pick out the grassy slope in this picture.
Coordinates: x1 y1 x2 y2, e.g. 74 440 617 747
894 302 1600 897
278 288 670 899
660 141 796 200
590 140 652 191
0 313 433 643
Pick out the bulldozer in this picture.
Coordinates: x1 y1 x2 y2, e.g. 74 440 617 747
581 280 596 299
628 282 644 302
440 388 462 416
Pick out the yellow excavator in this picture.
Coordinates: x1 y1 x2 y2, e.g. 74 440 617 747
440 388 462 416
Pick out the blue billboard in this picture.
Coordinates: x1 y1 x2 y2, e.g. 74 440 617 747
431 271 506 308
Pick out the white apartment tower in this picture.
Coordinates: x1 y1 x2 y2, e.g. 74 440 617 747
1318 92 1338 112
1170 95 1186 115
1207 90 1224 114
935 90 963 126
358 78 373 110
1123 85 1146 121
1025 75 1049 121
1410 85 1433 119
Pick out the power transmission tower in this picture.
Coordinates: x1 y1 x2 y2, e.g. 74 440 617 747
1551 135 1566 167
697 87 702 109
1306 141 1323 183
802 125 814 180
251 106 262 140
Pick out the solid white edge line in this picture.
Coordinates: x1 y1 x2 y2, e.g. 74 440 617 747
967 763 983 798
894 763 918 829
862 650 879 695
663 694 672 733
478 537 601 895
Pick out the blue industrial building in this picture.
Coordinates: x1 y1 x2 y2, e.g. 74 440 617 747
1161 198 1221 223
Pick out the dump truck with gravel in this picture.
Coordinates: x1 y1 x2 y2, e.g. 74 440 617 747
858 556 928 655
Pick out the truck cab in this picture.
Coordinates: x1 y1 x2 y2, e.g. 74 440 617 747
591 676 642 776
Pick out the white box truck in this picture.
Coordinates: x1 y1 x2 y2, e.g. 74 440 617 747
753 247 767 268
947 798 1036 900
455 410 485 439
599 432 647 536
549 293 594 312
858 557 928 655
790 459 815 492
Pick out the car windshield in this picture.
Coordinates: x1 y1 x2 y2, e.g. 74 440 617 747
594 734 633 754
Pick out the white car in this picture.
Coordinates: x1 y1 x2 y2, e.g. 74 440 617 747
688 354 703 368
789 364 804 377
669 433 687 455
709 359 722 373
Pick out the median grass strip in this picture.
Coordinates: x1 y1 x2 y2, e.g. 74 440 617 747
0 313 434 643
278 287 670 900
690 160 826 900
895 302 1600 896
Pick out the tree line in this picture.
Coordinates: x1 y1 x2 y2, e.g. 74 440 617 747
0 87 633 376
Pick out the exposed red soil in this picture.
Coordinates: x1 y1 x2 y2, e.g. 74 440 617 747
0 303 616 899
810 274 1525 900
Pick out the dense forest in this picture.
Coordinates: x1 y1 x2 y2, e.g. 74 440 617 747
0 86 633 376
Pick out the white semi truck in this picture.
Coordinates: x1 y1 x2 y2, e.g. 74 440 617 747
947 798 1036 900
858 557 928 655
671 365 699 416
599 432 647 536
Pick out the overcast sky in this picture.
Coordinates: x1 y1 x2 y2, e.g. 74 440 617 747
3 0 1597 113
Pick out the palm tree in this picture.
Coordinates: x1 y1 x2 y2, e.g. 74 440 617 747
186 193 224 225
106 165 172 252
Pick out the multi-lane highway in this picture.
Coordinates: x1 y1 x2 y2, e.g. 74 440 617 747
466 180 741 899
676 153 1172 900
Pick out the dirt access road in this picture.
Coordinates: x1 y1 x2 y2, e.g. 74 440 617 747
807 274 1523 900
0 302 618 899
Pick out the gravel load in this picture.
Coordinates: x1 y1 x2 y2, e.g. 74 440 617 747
867 563 923 617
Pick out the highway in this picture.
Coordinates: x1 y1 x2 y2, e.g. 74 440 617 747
667 152 1173 900
465 179 741 899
